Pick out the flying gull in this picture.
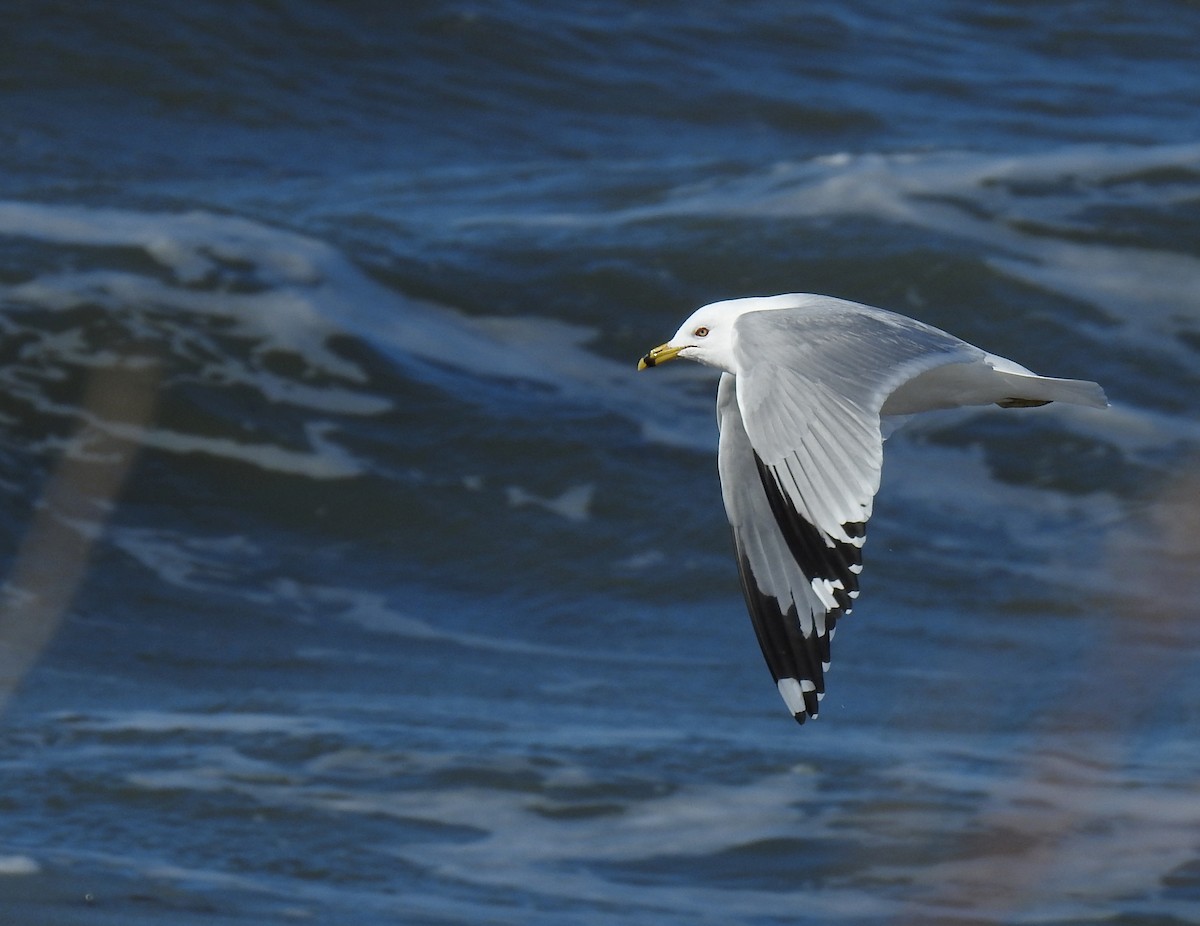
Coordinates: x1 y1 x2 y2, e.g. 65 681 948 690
639 294 1107 725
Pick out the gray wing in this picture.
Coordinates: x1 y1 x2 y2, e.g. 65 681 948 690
718 298 985 723
718 372 857 723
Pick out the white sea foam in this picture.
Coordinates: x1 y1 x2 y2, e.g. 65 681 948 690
457 140 1200 378
506 482 594 522
878 742 1200 919
877 434 1121 573
680 144 1200 365
118 738 900 921
0 171 1189 596
2 182 1160 483
21 190 1121 604
0 200 712 468
463 146 1200 481
108 528 264 590
99 714 1200 924
0 855 40 876
272 581 702 665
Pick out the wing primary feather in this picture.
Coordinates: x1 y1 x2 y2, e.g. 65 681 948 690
735 589 818 724
733 549 807 688
754 453 863 610
745 450 871 717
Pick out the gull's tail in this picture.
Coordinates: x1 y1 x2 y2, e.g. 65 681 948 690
992 371 1109 409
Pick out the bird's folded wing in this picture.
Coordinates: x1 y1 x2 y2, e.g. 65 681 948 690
719 301 982 722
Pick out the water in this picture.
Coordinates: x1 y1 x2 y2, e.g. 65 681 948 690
2 2 1199 923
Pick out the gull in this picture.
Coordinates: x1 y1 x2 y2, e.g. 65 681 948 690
639 294 1107 725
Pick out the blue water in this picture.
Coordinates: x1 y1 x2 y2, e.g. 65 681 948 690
2 2 1200 924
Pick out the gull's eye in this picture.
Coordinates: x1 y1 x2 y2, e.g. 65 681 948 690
694 326 709 338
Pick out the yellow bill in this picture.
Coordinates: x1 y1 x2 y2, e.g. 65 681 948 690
637 343 684 371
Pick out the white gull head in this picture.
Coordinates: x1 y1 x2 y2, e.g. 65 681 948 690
638 295 801 374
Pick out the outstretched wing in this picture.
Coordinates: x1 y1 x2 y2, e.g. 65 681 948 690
717 372 858 723
718 298 983 723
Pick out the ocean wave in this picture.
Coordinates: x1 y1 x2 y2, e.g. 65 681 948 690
0 199 716 473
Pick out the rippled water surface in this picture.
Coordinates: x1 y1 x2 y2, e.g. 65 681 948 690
2 3 1200 924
